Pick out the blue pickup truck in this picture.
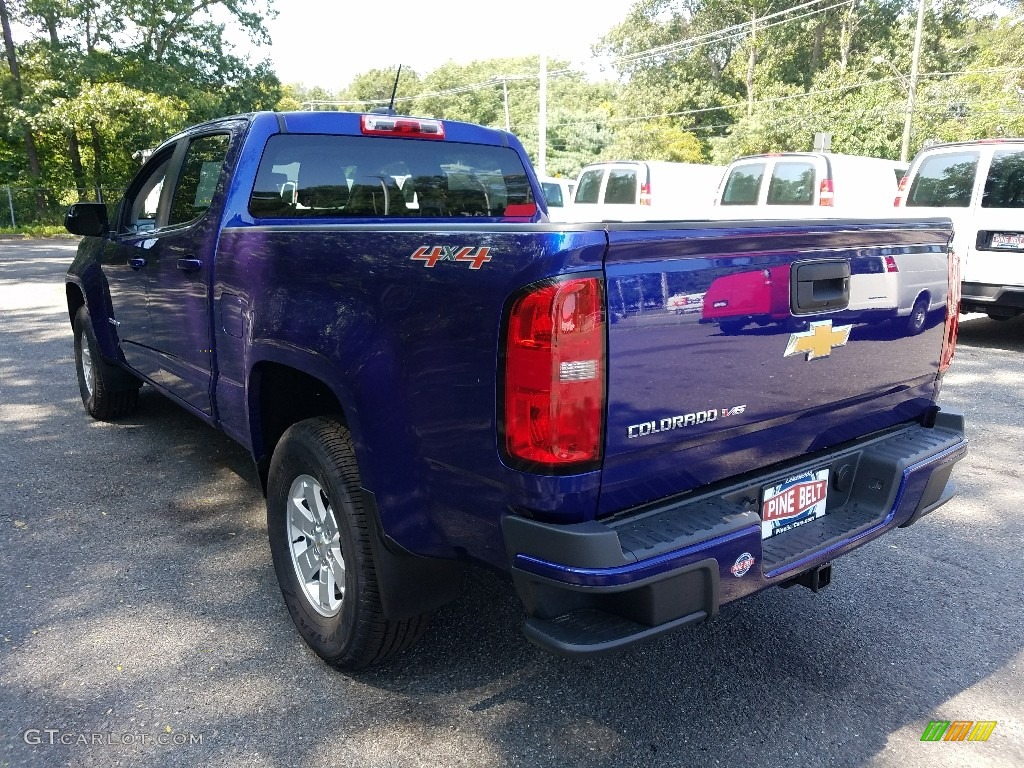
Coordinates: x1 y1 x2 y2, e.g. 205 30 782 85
64 111 967 670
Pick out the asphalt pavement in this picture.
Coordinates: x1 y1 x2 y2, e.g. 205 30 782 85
1 239 1021 768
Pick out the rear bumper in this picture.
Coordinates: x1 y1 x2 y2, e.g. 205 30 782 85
503 409 967 657
960 282 1024 316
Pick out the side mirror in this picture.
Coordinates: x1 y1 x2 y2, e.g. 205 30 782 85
64 202 109 237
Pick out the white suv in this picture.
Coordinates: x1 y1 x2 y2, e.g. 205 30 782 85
897 139 1024 320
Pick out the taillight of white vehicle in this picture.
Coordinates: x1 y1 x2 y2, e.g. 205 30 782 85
894 175 908 207
360 114 445 140
639 181 652 206
884 256 899 273
818 179 834 206
502 277 606 471
939 247 960 373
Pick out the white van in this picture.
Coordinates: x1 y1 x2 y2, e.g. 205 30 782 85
711 152 907 219
569 160 725 221
895 139 1024 320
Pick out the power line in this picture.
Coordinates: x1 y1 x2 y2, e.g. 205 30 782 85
547 66 1024 129
613 0 853 66
302 1 850 111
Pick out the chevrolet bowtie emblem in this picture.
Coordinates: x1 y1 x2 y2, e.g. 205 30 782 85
784 320 852 361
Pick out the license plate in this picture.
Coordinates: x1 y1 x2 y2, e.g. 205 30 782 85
991 232 1024 250
761 469 830 540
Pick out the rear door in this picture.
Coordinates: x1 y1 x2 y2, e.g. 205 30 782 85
716 159 767 212
901 147 981 271
599 164 642 220
970 144 1024 291
145 130 235 416
599 219 953 515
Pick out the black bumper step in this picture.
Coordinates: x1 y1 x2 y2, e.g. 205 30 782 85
762 503 880 572
523 608 708 657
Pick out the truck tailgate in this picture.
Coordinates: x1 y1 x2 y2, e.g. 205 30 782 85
599 219 953 516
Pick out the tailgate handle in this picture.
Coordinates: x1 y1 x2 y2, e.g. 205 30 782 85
791 259 850 314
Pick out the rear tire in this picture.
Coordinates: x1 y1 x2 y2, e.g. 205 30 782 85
267 416 431 669
904 295 929 336
718 319 747 335
73 306 139 420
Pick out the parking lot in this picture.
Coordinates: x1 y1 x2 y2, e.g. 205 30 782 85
1 238 1022 768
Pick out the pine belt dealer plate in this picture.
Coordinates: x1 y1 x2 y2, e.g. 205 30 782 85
761 469 829 540
990 232 1024 251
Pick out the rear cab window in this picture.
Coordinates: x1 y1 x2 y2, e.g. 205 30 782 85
906 151 979 207
720 163 766 205
766 161 816 205
248 134 534 219
981 148 1024 209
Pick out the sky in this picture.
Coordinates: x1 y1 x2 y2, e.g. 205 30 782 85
228 0 631 91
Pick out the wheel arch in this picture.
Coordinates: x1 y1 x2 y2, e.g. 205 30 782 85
247 360 352 492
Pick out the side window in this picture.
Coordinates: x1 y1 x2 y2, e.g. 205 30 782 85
574 169 603 204
981 149 1024 209
123 152 172 233
604 170 637 204
906 152 979 207
721 163 765 205
767 162 815 205
168 134 231 226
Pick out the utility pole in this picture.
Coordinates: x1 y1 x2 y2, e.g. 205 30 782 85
538 53 547 177
902 0 926 163
501 78 510 132
746 11 757 118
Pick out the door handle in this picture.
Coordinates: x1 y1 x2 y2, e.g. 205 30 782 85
128 257 147 270
790 259 850 313
176 258 203 273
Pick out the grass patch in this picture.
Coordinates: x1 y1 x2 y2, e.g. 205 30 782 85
0 224 73 237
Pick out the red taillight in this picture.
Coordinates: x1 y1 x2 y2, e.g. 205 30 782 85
939 247 960 373
818 178 834 206
884 256 900 273
894 175 908 207
503 278 605 470
360 114 445 139
639 182 651 205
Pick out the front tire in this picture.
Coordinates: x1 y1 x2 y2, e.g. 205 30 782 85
267 417 431 669
73 306 139 420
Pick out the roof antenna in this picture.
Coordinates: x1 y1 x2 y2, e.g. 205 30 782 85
371 65 402 116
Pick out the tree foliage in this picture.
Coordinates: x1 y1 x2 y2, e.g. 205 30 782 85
1 0 279 213
2 0 1022 223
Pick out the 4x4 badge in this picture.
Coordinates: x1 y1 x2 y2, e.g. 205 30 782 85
784 320 852 361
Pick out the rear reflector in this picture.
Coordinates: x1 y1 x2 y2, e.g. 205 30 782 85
503 277 605 470
818 179 834 206
360 114 445 139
